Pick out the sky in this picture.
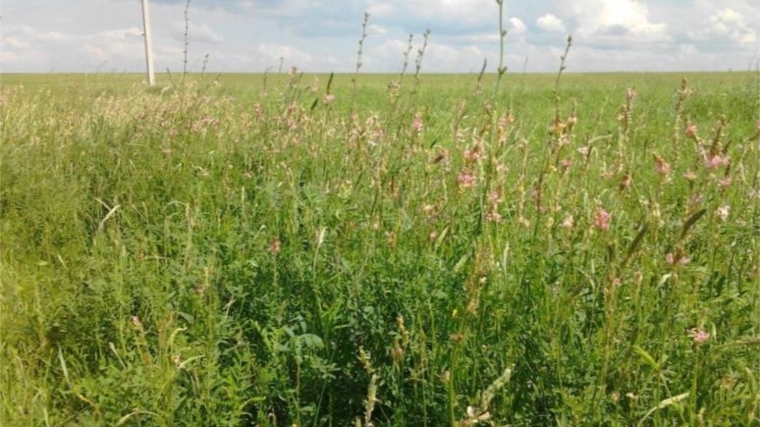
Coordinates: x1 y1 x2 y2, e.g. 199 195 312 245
1 0 759 74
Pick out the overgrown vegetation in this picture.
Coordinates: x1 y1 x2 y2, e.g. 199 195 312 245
1 67 759 426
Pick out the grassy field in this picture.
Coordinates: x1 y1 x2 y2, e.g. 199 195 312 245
1 70 759 426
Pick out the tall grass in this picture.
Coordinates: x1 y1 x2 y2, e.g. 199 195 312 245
1 69 759 426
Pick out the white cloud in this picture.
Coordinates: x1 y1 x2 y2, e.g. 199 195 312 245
568 0 667 41
509 17 527 35
686 7 757 45
536 14 566 34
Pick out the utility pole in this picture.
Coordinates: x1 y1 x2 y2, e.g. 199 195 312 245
141 0 156 85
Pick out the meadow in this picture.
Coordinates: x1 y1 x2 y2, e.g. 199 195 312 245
1 68 759 426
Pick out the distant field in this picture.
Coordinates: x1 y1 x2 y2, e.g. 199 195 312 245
1 71 758 426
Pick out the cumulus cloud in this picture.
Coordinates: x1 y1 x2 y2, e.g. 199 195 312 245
568 0 668 42
536 14 566 34
509 17 527 35
687 7 757 45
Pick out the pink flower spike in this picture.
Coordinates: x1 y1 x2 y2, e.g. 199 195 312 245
718 175 732 189
457 171 476 189
653 154 671 176
412 114 424 132
704 154 729 169
688 328 711 345
666 252 690 266
593 208 612 231
685 124 698 139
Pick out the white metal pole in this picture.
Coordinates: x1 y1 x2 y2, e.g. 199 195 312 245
141 0 156 86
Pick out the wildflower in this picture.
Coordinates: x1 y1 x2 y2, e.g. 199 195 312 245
665 251 690 266
486 211 503 223
559 158 573 171
593 208 612 231
463 141 484 162
323 93 335 105
411 114 424 132
561 214 574 228
487 190 502 206
718 175 732 189
550 119 566 135
253 103 264 118
269 239 281 254
688 328 710 345
653 154 671 176
685 124 698 139
715 205 730 221
428 230 438 242
457 171 476 189
704 153 729 169
683 170 697 181
464 405 492 424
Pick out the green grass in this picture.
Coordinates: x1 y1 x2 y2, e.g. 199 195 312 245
1 70 759 426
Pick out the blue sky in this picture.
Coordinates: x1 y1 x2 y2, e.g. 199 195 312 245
1 0 758 73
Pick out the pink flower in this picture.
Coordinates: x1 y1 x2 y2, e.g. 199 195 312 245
457 171 476 188
685 124 698 139
653 154 671 176
704 153 729 169
718 175 732 189
665 252 690 265
412 114 424 132
488 190 502 206
688 328 710 345
486 211 503 223
593 208 612 231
